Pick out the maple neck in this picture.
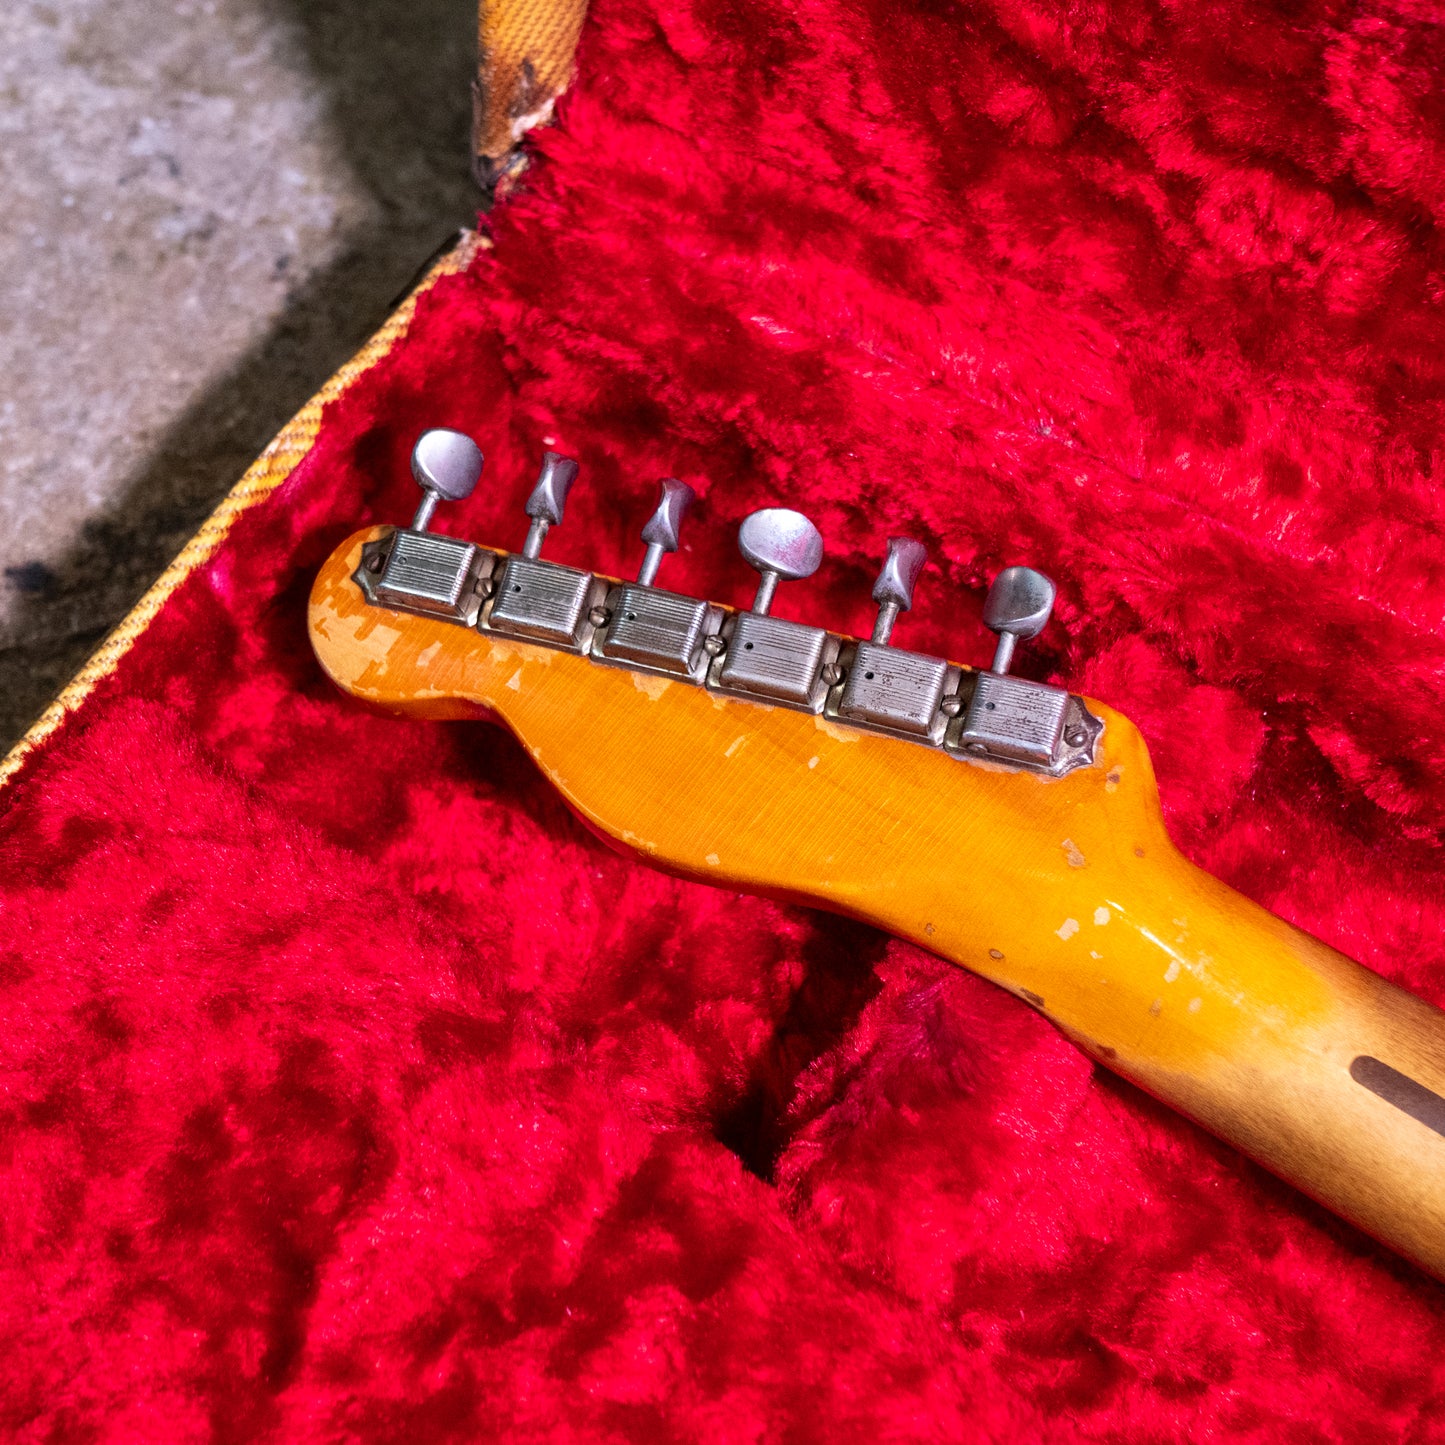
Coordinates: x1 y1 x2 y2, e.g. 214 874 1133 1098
310 528 1445 1281
935 838 1445 1280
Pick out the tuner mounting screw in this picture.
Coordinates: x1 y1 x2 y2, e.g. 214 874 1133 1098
1065 727 1087 747
365 551 384 574
588 605 611 628
703 634 727 658
475 575 496 599
940 694 964 717
821 661 845 686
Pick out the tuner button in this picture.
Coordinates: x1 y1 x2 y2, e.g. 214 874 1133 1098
738 508 823 615
637 478 696 586
982 565 1056 674
409 429 484 531
521 451 581 559
870 536 927 645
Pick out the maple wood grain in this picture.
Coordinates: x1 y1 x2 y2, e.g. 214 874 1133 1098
312 528 1445 1280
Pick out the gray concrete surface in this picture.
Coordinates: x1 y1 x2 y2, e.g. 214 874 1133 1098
0 0 479 746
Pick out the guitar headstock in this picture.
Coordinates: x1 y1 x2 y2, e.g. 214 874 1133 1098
309 433 1445 1290
309 431 1170 976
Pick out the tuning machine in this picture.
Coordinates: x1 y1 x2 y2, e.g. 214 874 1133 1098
829 537 962 743
592 478 724 682
352 431 1103 773
948 565 1099 771
357 428 496 624
484 450 610 650
706 508 840 712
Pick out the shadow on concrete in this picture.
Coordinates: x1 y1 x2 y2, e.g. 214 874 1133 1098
0 0 480 746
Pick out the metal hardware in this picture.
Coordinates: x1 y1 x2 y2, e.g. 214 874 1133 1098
482 447 604 650
356 532 497 627
833 643 958 742
594 584 722 682
593 478 716 679
377 532 485 622
869 536 927 644
832 535 956 741
354 451 1104 772
950 676 1101 774
637 479 695 586
487 555 602 650
950 565 1101 774
954 670 1069 768
521 451 580 559
409 428 484 531
737 508 823 616
981 565 1054 676
360 432 490 622
711 507 834 709
711 611 838 711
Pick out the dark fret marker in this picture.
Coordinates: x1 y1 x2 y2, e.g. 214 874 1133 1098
1349 1056 1445 1139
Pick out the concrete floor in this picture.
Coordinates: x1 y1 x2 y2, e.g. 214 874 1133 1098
0 0 479 746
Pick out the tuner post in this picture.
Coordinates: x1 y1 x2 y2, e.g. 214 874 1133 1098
521 451 581 559
637 478 696 586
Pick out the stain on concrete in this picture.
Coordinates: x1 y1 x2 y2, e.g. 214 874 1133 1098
0 0 478 745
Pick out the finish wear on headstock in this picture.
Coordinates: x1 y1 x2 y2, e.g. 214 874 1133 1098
316 426 1445 1287
358 428 1102 776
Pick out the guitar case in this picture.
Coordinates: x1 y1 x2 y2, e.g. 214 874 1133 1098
4 0 1444 1436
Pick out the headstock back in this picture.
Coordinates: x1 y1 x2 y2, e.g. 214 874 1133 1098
308 432 1168 1001
308 435 1445 1290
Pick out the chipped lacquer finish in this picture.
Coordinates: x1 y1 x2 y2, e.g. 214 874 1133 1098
311 529 1445 1281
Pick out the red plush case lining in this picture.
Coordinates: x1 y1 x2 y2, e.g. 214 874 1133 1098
4 0 1445 1437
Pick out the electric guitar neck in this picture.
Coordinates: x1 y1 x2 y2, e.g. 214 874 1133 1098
309 430 1445 1283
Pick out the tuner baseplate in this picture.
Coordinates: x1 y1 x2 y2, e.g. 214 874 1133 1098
351 527 1101 777
487 555 603 650
710 612 839 713
834 642 957 744
593 584 722 683
358 531 494 628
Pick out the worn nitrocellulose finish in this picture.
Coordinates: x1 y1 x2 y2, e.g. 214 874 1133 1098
313 531 1445 1286
6 0 1445 1437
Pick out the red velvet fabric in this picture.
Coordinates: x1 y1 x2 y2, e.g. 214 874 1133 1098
6 0 1445 1436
